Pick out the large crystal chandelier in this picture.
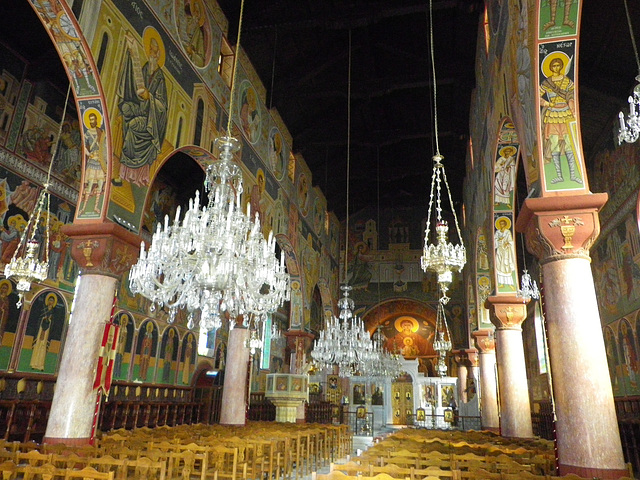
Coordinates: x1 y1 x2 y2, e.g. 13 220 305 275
618 0 640 144
5 86 72 307
420 0 466 306
128 0 289 331
311 285 376 377
363 327 404 378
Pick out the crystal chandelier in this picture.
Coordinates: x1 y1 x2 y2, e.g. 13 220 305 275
128 0 289 331
363 327 404 378
433 301 452 377
517 270 540 301
5 86 72 307
310 284 376 377
420 0 466 305
618 0 640 144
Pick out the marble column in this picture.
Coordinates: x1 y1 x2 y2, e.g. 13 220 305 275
45 223 140 445
220 327 250 426
486 296 533 438
518 194 626 479
472 330 499 431
453 352 468 403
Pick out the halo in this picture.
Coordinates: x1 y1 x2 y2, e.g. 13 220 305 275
45 293 58 307
394 316 419 333
83 108 103 129
0 279 12 295
191 0 206 27
146 321 154 333
541 51 571 78
495 216 512 230
119 313 129 326
499 145 517 157
256 169 265 193
143 26 166 68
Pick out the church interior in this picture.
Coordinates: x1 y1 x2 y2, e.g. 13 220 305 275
0 0 639 479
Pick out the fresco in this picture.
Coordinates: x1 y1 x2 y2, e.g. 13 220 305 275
18 290 67 374
157 326 178 384
134 320 158 382
538 0 580 40
179 331 196 385
493 214 517 294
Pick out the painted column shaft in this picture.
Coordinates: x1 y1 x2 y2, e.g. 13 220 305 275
495 328 533 438
478 351 499 430
220 327 250 425
543 258 626 476
44 274 117 444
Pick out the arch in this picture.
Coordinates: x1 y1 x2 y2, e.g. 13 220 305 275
362 298 437 359
28 0 114 222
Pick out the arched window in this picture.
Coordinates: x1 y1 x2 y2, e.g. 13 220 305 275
96 32 109 73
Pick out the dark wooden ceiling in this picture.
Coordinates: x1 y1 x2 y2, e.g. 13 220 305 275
3 0 639 221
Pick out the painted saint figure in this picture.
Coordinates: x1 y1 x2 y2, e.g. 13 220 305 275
182 334 194 384
0 279 12 342
115 28 168 187
540 55 582 185
494 146 516 207
114 313 129 378
30 293 57 371
495 217 516 287
81 110 107 214
139 322 154 381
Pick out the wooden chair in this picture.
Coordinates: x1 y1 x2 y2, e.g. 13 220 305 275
124 456 167 480
0 460 17 480
63 466 115 480
206 445 245 480
167 450 208 480
16 461 65 480
456 467 501 480
86 455 127 480
16 449 54 467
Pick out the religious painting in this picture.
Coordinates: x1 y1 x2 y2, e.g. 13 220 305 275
538 41 585 192
18 290 66 374
180 332 196 385
113 311 135 381
441 384 455 408
0 278 20 370
353 384 365 405
297 173 309 217
618 319 639 393
356 406 366 419
604 326 620 395
416 408 426 422
214 341 227 370
494 214 517 293
52 115 82 189
493 144 518 211
77 102 107 218
268 127 286 180
237 80 261 145
326 374 341 403
383 315 435 358
476 232 490 272
134 320 158 382
175 0 211 68
538 0 580 40
157 327 178 385
371 384 383 405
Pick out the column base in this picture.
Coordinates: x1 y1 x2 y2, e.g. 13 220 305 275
559 463 629 479
43 436 91 446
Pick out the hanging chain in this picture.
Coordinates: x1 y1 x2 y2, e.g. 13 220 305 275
623 0 640 75
428 0 440 156
343 29 352 284
226 0 246 137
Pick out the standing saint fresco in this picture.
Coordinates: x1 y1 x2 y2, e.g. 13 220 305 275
114 27 168 187
495 216 516 289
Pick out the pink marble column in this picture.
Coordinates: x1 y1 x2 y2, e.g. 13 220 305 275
220 327 250 426
473 330 499 431
44 274 117 444
486 296 533 438
45 223 141 445
454 352 468 403
518 195 626 478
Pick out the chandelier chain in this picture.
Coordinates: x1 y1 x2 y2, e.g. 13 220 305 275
226 0 246 136
623 0 640 74
441 162 464 250
344 29 352 283
428 0 440 155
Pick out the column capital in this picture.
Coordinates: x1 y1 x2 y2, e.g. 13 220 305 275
61 222 142 278
485 295 528 330
515 193 607 265
472 329 495 354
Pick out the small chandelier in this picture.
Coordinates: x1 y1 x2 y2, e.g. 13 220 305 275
128 0 289 331
433 300 452 377
618 0 640 144
420 0 466 304
5 86 72 307
517 269 540 302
